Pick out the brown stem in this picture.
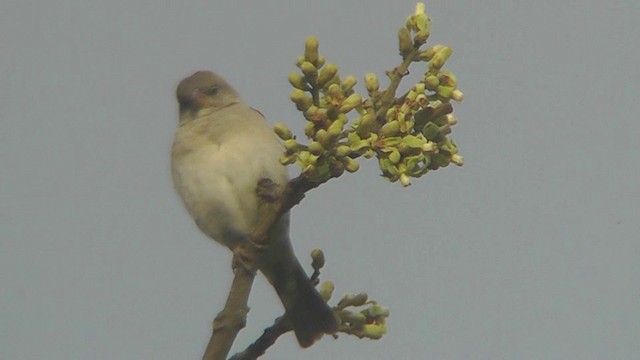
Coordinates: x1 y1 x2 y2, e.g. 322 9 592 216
201 175 323 360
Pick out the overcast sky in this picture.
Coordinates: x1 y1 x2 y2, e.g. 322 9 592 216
2 1 639 359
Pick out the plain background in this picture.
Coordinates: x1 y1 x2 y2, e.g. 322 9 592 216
2 1 639 359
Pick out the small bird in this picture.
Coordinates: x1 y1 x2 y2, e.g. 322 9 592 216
171 70 338 347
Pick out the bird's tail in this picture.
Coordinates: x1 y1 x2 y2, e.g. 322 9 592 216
268 260 338 347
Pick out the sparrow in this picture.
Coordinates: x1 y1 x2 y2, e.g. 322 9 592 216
171 70 338 347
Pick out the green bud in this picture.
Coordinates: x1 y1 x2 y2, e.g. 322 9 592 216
318 281 335 302
341 75 358 92
415 50 433 62
451 89 464 102
316 55 326 68
437 85 454 99
343 157 359 172
402 135 426 149
414 29 429 45
317 63 338 88
304 36 320 64
340 310 366 327
327 120 344 137
335 145 351 157
349 139 370 152
338 292 368 308
421 122 440 140
438 70 457 87
288 71 310 91
290 89 312 111
430 46 452 69
398 27 413 56
316 129 336 147
280 154 296 165
308 141 324 155
339 93 362 113
300 61 318 79
304 121 316 137
389 149 401 164
364 73 380 93
283 139 299 153
380 120 401 137
399 173 412 187
311 248 325 270
424 74 439 90
451 154 464 166
273 123 293 140
327 83 343 99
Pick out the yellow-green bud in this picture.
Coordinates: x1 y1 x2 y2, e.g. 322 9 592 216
424 74 439 90
451 154 464 166
340 310 366 326
304 36 320 65
339 93 362 113
398 27 413 55
335 145 351 157
341 75 358 92
304 121 316 137
338 292 368 308
380 120 401 137
414 29 429 45
295 55 306 67
318 281 335 302
343 157 359 172
349 139 370 152
311 248 325 270
430 46 452 69
284 139 299 153
364 73 379 93
389 149 401 164
423 141 438 152
451 89 464 102
308 141 324 155
280 154 296 165
415 50 432 62
300 61 317 79
317 63 338 88
316 129 336 147
288 71 310 91
274 123 293 140
437 85 454 99
438 70 457 86
290 89 312 111
413 82 426 94
327 83 342 99
399 173 412 187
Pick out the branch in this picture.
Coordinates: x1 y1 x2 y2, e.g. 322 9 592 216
202 175 323 360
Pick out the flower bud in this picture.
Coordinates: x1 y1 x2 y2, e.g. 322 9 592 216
288 71 310 91
339 93 362 113
398 27 413 55
341 75 358 92
364 73 379 93
311 248 325 270
317 63 338 88
300 61 317 79
304 36 320 64
273 123 293 140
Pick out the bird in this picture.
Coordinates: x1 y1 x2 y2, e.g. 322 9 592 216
171 70 338 347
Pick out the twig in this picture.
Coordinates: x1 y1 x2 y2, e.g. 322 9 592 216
201 175 325 360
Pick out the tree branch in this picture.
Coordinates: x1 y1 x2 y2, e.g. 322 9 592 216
201 175 324 360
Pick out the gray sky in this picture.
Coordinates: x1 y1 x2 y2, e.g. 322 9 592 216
2 1 639 359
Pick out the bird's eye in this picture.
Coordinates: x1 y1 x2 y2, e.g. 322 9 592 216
206 86 220 96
